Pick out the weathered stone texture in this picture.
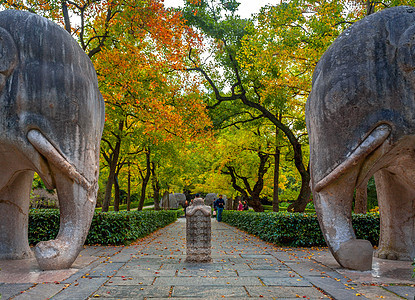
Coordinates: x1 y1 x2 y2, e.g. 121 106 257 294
0 10 104 270
160 193 186 209
306 6 415 271
185 198 212 263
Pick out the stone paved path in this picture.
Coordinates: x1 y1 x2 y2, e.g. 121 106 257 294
0 218 414 299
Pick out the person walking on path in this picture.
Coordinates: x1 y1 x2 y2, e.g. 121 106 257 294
237 200 243 211
183 200 189 216
216 194 225 222
243 200 249 210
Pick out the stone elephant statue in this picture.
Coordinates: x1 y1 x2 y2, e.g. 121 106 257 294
0 10 105 270
306 6 415 270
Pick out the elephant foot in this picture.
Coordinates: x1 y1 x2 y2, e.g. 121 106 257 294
374 248 411 260
335 239 373 271
34 239 76 270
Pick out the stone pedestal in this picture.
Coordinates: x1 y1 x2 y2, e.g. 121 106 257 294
185 198 212 263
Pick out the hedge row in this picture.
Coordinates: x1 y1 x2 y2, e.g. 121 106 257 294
222 210 380 247
29 209 177 245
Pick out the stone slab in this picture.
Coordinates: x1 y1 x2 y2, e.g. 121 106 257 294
123 262 163 270
13 282 65 300
129 257 182 264
87 262 125 277
260 277 312 287
354 285 404 300
172 286 248 298
176 268 237 277
246 286 329 299
93 285 170 298
0 283 34 299
249 264 288 270
154 276 262 286
283 260 334 277
114 268 177 277
383 285 415 299
307 276 366 299
48 277 108 300
105 276 155 286
237 269 298 277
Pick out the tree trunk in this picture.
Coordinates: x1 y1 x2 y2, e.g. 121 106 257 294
249 152 269 212
366 0 375 15
233 196 239 210
138 149 151 211
239 95 310 212
273 122 281 212
151 162 161 211
354 185 368 214
113 176 120 212
224 164 265 212
127 162 131 211
287 160 311 212
273 147 280 212
61 0 71 33
102 121 123 212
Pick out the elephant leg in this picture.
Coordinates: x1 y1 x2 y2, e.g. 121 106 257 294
315 168 373 270
0 170 34 259
33 164 96 270
374 169 415 260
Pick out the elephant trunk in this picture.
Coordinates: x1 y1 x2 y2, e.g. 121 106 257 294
33 166 97 270
28 129 98 270
314 187 373 271
314 168 373 271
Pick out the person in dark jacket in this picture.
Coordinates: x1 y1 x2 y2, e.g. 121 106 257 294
216 194 225 222
243 200 249 211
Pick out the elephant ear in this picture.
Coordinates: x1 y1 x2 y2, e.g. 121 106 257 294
0 27 18 91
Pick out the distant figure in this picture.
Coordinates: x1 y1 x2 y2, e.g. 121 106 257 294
193 193 203 203
216 194 225 222
183 200 189 216
237 200 243 211
243 200 249 211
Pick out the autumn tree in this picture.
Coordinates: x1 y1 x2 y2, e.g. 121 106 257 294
2 0 211 210
182 0 394 211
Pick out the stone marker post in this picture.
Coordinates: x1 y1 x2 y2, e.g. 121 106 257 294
185 197 212 263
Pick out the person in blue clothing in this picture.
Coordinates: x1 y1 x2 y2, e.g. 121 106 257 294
215 194 225 222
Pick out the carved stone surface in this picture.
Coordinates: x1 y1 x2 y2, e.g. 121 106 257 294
171 193 186 207
0 10 104 270
160 193 186 209
185 198 212 263
306 6 415 271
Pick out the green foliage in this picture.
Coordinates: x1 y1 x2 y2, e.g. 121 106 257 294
28 209 177 245
28 209 60 244
87 210 177 245
367 176 378 210
262 202 315 213
32 173 55 194
222 211 380 247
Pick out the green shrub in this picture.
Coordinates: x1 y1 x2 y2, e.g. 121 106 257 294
95 201 142 212
28 209 60 244
29 209 177 245
222 211 380 247
262 204 315 213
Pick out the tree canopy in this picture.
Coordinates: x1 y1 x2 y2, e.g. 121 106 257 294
4 0 415 212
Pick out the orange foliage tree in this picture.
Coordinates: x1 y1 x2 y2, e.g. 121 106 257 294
1 0 211 210
94 0 211 211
